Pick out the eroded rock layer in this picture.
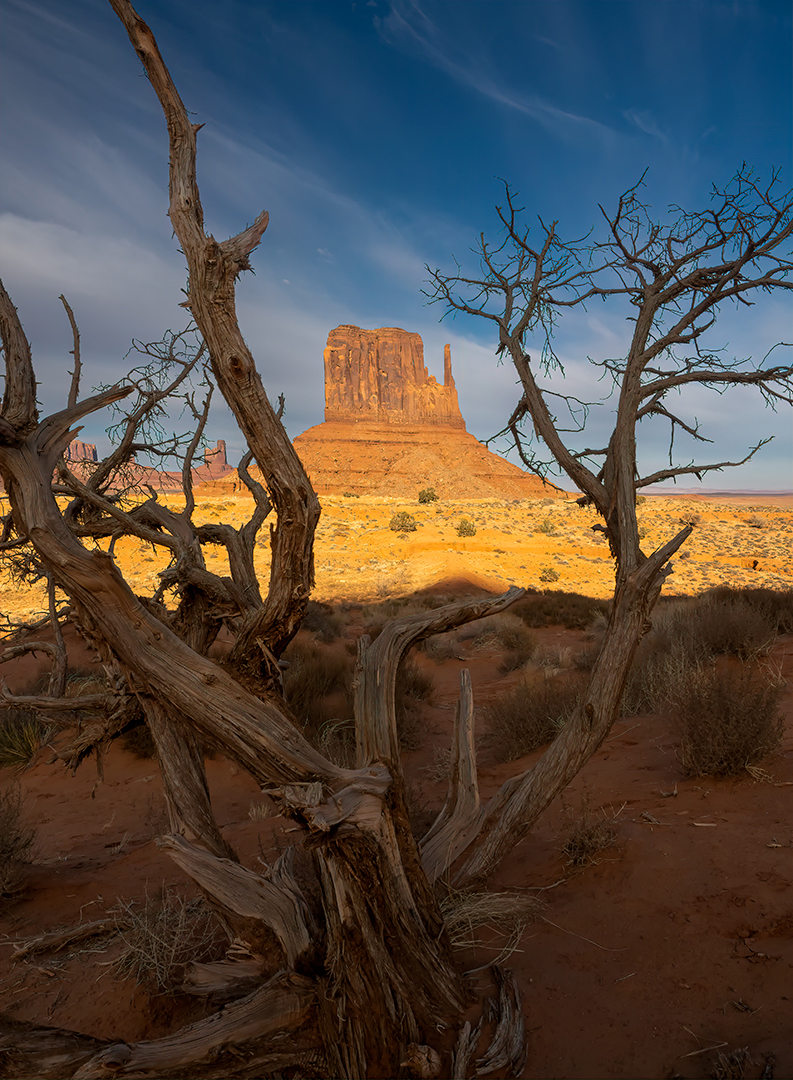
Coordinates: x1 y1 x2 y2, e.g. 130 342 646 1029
324 325 464 428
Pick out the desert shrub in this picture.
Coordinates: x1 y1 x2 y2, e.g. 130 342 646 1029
622 593 779 715
341 491 359 498
674 663 783 777
710 1047 752 1080
535 517 557 535
679 511 701 526
703 586 793 635
390 511 417 533
418 487 438 504
487 673 583 762
115 887 224 993
421 631 462 662
462 613 537 654
301 600 344 643
539 567 559 583
512 591 610 630
0 709 53 769
283 641 354 742
744 514 764 529
0 784 35 901
561 799 618 867
456 518 476 537
635 494 646 506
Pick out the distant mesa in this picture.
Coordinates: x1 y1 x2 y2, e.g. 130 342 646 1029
294 325 557 500
66 439 98 463
324 325 465 429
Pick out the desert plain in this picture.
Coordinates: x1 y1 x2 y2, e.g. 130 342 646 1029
0 487 792 1079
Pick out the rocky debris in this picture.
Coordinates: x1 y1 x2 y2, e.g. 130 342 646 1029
324 325 465 428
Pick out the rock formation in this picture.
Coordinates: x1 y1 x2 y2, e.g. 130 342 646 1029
204 439 228 467
324 325 464 428
65 439 98 462
291 325 558 500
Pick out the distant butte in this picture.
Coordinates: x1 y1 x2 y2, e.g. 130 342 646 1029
294 325 558 500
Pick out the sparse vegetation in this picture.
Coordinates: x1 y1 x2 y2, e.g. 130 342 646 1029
301 600 343 643
282 640 354 740
539 567 560 583
114 887 224 993
486 672 583 762
0 710 53 770
0 783 35 902
561 799 619 867
674 663 783 777
418 487 438 504
535 517 557 535
456 518 476 537
512 590 610 630
389 511 418 533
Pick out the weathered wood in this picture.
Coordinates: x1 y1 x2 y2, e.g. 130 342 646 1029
11 919 123 961
72 970 315 1078
160 836 313 969
0 1016 109 1080
421 669 485 883
475 967 526 1078
356 587 524 767
451 1019 482 1080
145 700 237 862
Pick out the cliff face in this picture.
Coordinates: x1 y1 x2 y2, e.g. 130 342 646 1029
324 325 465 429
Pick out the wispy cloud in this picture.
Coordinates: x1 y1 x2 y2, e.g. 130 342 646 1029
377 0 615 144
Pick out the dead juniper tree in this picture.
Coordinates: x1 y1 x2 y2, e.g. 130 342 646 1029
425 167 793 877
0 0 791 1075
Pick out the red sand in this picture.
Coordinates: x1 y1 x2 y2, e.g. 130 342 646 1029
1 613 791 1078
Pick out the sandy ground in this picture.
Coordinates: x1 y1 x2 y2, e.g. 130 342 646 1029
1 491 790 624
0 493 792 1078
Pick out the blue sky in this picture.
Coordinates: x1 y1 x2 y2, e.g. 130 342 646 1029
2 0 791 489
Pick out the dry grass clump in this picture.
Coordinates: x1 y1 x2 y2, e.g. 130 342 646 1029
460 613 537 670
710 1047 752 1080
512 590 610 630
674 663 783 778
0 709 53 769
561 799 619 867
487 672 583 762
0 784 35 902
114 887 225 993
622 592 780 715
705 585 793 635
421 630 463 662
440 887 543 962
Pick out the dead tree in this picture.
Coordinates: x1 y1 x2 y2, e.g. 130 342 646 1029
1 1 791 1075
425 169 793 878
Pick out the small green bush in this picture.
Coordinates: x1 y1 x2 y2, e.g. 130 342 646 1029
674 663 783 777
0 784 35 902
390 511 417 533
342 491 359 498
418 488 438 504
456 518 476 537
539 567 560 583
535 517 557 535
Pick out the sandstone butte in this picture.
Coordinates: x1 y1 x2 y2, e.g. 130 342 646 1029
292 324 557 500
